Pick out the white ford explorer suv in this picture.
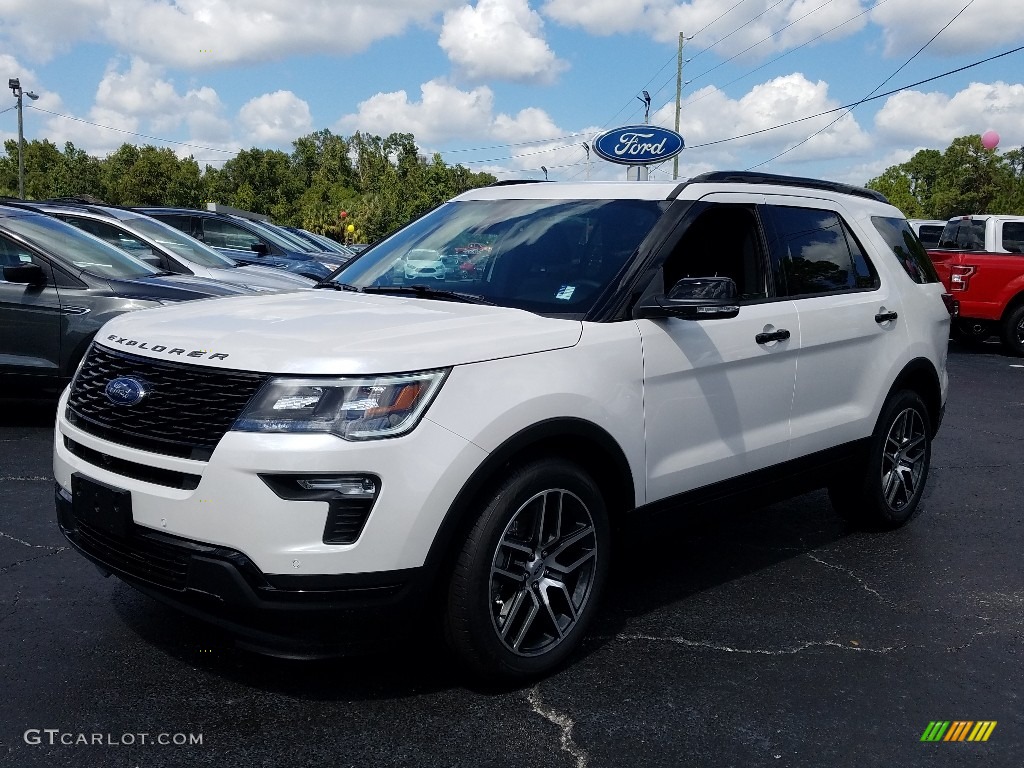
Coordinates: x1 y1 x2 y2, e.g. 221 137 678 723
53 172 951 681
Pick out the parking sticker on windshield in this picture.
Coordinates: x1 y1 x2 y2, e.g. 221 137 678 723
555 285 576 301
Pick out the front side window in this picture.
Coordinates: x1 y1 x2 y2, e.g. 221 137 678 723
871 216 940 284
766 206 878 296
201 218 263 251
332 198 668 317
660 203 769 301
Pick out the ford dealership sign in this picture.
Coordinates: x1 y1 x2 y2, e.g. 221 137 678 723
593 125 685 165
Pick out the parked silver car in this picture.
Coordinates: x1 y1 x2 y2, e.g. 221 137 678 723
20 202 315 293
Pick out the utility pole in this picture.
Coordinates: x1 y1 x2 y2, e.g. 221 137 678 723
673 33 686 180
8 78 39 200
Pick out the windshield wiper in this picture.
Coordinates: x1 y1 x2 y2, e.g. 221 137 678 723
313 281 361 291
360 285 494 305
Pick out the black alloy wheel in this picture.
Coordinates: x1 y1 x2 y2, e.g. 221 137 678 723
445 458 609 682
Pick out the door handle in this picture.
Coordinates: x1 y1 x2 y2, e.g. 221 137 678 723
875 310 898 323
755 328 791 344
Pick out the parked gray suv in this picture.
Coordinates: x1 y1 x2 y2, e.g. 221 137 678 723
0 205 251 395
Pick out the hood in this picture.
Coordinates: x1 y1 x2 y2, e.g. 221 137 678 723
218 264 316 291
95 291 582 374
105 273 256 302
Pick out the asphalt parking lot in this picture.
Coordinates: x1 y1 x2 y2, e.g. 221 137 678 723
1 342 1021 768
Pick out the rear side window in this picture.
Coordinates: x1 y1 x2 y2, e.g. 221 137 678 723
871 217 940 284
765 205 878 297
1002 222 1024 254
916 224 943 249
938 219 986 250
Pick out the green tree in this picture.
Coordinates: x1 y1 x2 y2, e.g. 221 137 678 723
867 136 1022 218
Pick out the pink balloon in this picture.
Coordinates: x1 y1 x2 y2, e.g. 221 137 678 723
981 130 1000 150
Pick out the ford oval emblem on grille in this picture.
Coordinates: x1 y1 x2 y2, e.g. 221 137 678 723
104 377 148 406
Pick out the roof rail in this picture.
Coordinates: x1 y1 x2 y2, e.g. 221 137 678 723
684 171 890 204
488 179 548 187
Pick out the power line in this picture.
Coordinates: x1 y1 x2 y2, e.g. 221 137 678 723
26 105 237 155
746 0 980 169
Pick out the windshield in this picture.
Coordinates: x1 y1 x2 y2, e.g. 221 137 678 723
243 218 317 252
3 212 162 279
124 215 238 268
293 228 352 255
332 198 668 316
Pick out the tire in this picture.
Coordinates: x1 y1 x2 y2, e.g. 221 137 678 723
951 318 991 345
828 390 932 529
445 458 610 682
999 304 1024 357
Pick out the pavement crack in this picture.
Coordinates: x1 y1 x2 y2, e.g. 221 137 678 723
0 530 65 551
0 590 21 625
945 630 1001 653
0 475 51 482
805 552 891 604
0 548 68 576
527 685 589 768
612 633 903 655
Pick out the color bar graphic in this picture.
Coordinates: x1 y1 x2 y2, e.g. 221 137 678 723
921 721 996 742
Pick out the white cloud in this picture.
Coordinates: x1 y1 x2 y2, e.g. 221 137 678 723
338 80 496 144
440 0 567 83
0 0 462 67
542 0 868 51
668 73 871 167
98 0 461 68
873 81 1024 146
492 107 562 142
238 90 313 145
870 0 1024 57
0 0 107 61
40 58 237 161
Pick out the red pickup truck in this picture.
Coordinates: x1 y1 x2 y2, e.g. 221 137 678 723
927 215 1024 355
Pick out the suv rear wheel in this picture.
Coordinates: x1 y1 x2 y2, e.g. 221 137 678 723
829 390 932 528
445 458 609 681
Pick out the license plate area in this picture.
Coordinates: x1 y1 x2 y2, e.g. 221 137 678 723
72 473 133 539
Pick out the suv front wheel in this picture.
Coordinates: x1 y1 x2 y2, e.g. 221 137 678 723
829 390 932 528
445 458 609 682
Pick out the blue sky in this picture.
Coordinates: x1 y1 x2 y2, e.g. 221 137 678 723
2 0 1022 186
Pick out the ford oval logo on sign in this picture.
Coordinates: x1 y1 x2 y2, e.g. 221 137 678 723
593 125 685 165
104 377 148 406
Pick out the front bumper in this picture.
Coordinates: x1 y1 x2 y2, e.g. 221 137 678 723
56 483 424 656
52 386 489 653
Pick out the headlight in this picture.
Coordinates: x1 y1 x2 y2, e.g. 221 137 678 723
232 370 449 440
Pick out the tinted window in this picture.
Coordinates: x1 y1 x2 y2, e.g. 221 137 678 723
661 203 768 300
937 219 986 250
201 218 262 251
916 224 944 249
1002 222 1024 254
766 206 877 296
871 217 940 284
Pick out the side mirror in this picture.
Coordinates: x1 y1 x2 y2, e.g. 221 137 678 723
250 242 270 256
3 263 46 285
634 277 740 320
